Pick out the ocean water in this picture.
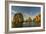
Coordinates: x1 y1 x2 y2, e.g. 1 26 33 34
22 22 40 27
22 22 35 27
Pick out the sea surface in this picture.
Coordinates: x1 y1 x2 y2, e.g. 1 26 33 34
22 22 36 27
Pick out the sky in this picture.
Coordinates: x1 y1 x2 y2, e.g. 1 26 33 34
11 6 41 20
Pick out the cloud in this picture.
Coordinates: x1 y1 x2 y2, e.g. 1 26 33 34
11 10 17 15
23 11 40 20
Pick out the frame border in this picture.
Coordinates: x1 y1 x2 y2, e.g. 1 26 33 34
5 1 45 34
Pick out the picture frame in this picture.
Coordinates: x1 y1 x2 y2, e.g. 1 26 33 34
5 1 45 33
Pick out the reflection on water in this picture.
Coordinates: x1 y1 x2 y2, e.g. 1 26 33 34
22 22 40 27
12 21 40 28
